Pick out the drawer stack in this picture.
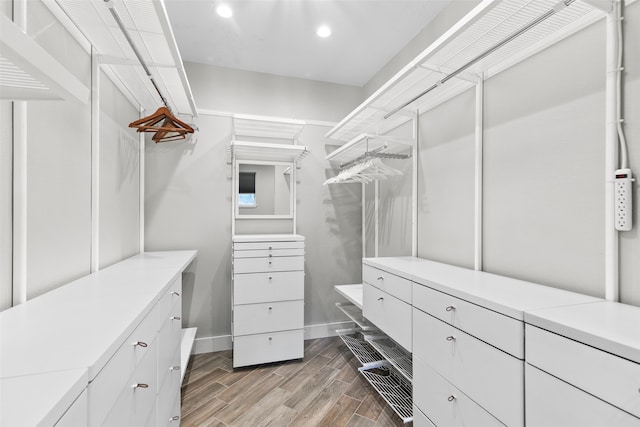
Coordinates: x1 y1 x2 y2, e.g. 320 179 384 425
89 276 184 427
412 283 524 427
232 235 305 368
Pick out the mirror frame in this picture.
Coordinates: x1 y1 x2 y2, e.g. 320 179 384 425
234 160 295 219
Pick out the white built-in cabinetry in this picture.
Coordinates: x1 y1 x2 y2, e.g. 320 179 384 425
0 251 196 427
232 234 305 368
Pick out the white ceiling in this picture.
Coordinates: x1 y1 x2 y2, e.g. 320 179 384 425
164 0 451 87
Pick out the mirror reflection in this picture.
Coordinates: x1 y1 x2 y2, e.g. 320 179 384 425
236 162 293 218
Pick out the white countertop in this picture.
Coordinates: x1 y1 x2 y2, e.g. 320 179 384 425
1 368 88 427
525 301 640 364
363 257 601 320
0 250 197 425
232 234 305 242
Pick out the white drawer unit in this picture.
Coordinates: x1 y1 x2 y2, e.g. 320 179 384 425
362 283 412 352
232 234 305 368
362 264 411 303
414 360 505 427
526 364 640 427
412 406 436 427
525 301 640 425
413 308 523 427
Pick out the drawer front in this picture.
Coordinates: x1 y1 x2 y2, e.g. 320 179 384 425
526 324 640 418
88 304 158 426
234 271 304 304
412 406 436 427
233 300 303 336
158 307 182 377
158 277 182 328
414 359 505 427
413 309 523 427
234 256 304 274
145 402 157 427
168 395 181 425
55 389 88 427
362 264 411 303
526 364 640 427
233 241 304 251
363 283 412 351
159 347 182 426
102 341 159 427
233 248 305 259
233 329 304 368
413 283 523 359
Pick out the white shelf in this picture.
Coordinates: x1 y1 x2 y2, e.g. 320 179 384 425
326 0 609 142
227 140 310 163
233 115 305 140
360 366 413 424
325 134 413 167
52 0 197 117
0 13 89 102
334 284 364 309
180 327 197 384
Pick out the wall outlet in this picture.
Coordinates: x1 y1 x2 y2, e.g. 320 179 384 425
615 168 633 231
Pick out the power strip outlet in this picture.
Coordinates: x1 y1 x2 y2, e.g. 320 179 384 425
615 168 633 231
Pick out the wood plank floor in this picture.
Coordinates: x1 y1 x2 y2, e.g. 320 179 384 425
180 337 411 427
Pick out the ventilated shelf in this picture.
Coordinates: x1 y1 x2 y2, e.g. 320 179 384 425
360 366 413 424
327 0 610 142
336 303 376 331
325 134 413 167
337 329 384 369
365 336 413 382
0 13 88 102
226 140 310 164
53 0 197 116
233 115 305 140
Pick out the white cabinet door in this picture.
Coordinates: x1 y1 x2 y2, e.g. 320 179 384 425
526 364 640 427
363 283 412 351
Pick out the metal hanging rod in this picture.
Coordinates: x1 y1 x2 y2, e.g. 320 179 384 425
384 0 576 120
103 0 170 110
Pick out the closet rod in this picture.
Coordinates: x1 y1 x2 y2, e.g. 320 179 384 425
383 0 576 120
103 0 170 110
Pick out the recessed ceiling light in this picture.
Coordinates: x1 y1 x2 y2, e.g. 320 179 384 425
316 25 331 38
216 4 233 18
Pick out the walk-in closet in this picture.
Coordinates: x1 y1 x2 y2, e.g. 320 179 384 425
1 0 640 426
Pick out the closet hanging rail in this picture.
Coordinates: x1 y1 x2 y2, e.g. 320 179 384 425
384 0 576 119
104 0 195 142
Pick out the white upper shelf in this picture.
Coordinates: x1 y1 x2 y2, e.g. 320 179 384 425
0 13 89 103
233 115 305 140
325 134 413 166
53 0 197 117
227 141 310 163
326 0 610 142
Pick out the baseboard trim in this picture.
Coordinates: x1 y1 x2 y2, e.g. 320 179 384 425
191 321 354 355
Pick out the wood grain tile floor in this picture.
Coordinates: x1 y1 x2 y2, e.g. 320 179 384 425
180 337 410 427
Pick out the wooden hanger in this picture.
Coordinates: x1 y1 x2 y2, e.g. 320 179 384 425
129 106 194 143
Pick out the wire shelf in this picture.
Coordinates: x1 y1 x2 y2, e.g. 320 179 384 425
336 303 376 331
360 366 413 423
366 336 413 383
337 329 384 369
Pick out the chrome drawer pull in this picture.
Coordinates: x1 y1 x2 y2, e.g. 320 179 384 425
377 297 384 301
445 305 455 312
446 336 456 341
268 337 272 341
171 291 181 297
269 261 272 265
170 316 181 321
268 246 273 250
268 276 272 280
169 416 180 422
268 307 272 310
132 383 149 389
377 276 384 280
269 254 273 258
448 395 456 402
133 341 148 348
170 365 180 371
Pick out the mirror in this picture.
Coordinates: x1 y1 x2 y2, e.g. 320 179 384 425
235 160 294 219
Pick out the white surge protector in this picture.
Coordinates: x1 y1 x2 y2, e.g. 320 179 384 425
615 168 633 231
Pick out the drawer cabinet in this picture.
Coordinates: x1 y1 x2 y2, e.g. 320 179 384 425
362 283 412 351
362 264 411 303
232 235 305 367
413 308 523 427
526 364 640 427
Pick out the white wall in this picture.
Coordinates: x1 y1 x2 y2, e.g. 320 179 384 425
0 3 143 305
144 63 363 350
380 2 640 306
